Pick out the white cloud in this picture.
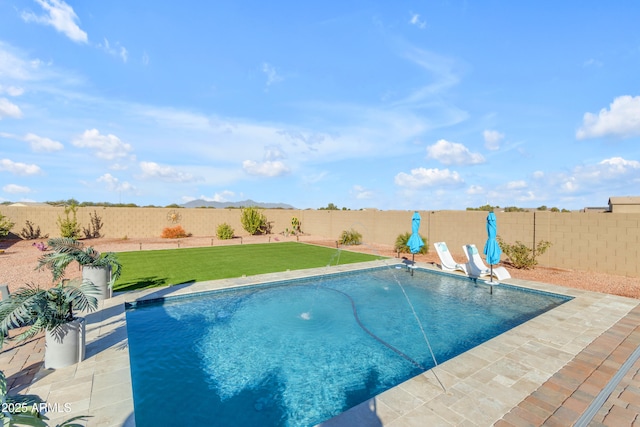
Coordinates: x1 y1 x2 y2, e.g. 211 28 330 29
426 139 485 165
0 42 50 81
262 62 283 87
576 95 640 139
0 85 24 96
98 38 128 62
212 191 235 202
3 184 31 194
598 156 640 175
97 173 134 192
533 171 545 179
24 133 64 152
139 161 195 182
0 98 23 119
552 156 640 194
409 13 426 29
394 48 462 109
0 158 42 175
242 160 290 177
72 129 133 160
352 185 374 200
394 167 463 189
21 0 88 44
466 185 484 195
483 130 504 151
506 180 527 190
190 191 236 203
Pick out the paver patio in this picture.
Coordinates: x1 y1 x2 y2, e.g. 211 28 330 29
1 260 639 426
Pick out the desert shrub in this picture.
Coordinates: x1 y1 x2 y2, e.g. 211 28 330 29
240 207 268 235
20 220 48 240
0 210 14 238
161 225 191 239
216 223 235 240
57 204 80 238
291 217 302 234
83 210 104 239
339 228 362 245
497 236 552 269
394 232 428 254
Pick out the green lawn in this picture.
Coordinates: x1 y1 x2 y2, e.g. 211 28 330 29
114 242 384 291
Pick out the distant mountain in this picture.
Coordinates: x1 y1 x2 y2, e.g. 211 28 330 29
181 199 295 209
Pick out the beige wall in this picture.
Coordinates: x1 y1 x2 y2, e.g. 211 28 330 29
1 206 638 277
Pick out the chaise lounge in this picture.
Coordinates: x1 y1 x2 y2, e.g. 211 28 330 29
433 242 468 274
462 243 511 280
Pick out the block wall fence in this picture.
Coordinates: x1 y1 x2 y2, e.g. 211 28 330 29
2 206 639 277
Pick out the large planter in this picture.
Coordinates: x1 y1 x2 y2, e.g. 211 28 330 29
44 318 86 369
82 265 112 301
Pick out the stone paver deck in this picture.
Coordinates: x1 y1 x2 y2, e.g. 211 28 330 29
1 260 639 426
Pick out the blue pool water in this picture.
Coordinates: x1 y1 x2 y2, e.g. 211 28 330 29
126 267 570 427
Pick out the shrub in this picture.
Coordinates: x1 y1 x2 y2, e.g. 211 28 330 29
394 232 428 254
20 220 48 240
216 223 235 240
497 236 552 269
291 217 302 234
0 210 15 238
57 204 80 238
161 225 191 239
339 228 362 245
82 210 104 239
240 207 269 235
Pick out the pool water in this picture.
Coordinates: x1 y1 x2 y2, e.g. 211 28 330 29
126 267 570 427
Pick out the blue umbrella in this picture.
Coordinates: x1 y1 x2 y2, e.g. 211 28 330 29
407 211 425 265
483 211 502 283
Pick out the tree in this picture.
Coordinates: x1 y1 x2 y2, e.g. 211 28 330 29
240 207 269 235
319 203 339 210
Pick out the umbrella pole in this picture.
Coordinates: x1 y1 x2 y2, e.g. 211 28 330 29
411 253 415 276
490 265 494 294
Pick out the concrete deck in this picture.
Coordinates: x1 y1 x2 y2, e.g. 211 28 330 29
1 260 639 426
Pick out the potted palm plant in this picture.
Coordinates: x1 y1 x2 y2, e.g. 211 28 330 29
0 279 99 369
36 238 122 301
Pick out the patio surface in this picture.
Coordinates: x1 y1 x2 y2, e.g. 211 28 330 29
1 260 639 426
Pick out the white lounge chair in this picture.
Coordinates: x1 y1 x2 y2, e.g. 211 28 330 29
462 244 511 280
433 242 468 274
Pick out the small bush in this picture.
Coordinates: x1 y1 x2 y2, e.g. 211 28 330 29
240 207 269 235
291 217 302 234
0 210 15 238
20 220 48 240
161 225 191 239
216 223 235 240
394 232 428 254
339 228 362 245
497 236 552 269
57 204 80 238
82 210 104 239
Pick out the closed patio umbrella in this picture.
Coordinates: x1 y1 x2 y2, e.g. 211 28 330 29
483 211 502 285
407 212 424 274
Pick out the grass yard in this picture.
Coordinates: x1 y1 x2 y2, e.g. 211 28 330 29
114 241 384 291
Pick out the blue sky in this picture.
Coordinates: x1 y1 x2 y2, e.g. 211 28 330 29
1 1 639 210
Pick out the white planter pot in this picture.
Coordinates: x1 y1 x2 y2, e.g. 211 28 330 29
82 265 112 301
44 318 86 369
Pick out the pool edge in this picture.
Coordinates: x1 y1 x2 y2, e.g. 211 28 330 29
26 260 640 427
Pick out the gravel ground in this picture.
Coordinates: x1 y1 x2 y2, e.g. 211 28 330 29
1 236 638 299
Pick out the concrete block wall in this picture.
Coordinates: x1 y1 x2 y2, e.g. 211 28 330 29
1 206 638 277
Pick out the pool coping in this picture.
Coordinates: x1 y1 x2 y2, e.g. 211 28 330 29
24 259 640 426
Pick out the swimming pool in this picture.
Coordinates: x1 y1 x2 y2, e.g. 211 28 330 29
125 266 571 427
